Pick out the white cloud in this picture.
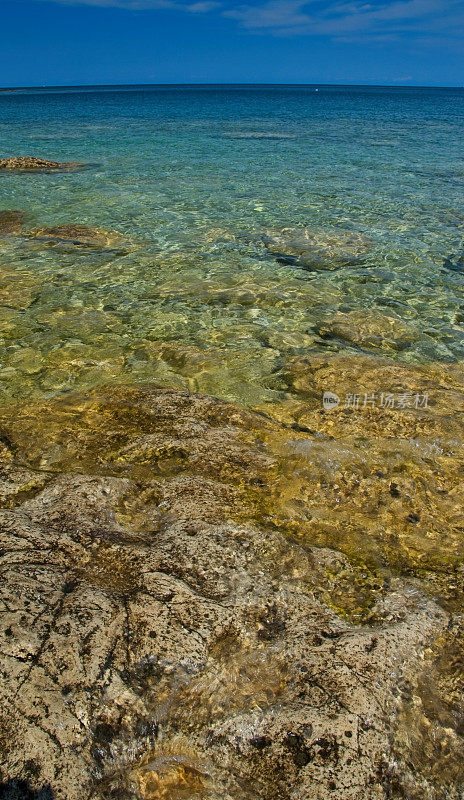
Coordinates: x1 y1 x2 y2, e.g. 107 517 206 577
23 0 464 39
225 0 464 38
187 1 220 10
225 0 312 29
33 0 220 9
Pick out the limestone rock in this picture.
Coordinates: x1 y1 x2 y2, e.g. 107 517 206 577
0 385 461 799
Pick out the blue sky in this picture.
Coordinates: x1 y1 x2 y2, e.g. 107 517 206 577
1 0 463 86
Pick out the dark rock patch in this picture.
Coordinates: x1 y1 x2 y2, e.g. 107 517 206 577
0 782 53 800
444 253 463 273
0 210 25 235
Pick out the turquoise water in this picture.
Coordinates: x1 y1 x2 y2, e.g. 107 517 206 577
0 85 463 407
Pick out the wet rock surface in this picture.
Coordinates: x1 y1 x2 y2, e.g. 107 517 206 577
0 381 463 799
0 157 83 172
256 353 464 605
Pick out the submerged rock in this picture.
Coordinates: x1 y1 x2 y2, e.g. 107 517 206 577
0 382 462 799
259 227 373 271
444 253 464 273
0 156 83 172
257 351 464 601
28 224 126 249
315 309 420 352
0 210 25 235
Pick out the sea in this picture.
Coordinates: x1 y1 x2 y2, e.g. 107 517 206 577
0 84 463 407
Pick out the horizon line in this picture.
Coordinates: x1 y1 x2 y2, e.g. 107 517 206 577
1 81 463 91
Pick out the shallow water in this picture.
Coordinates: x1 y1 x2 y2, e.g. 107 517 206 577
0 85 463 407
1 86 464 800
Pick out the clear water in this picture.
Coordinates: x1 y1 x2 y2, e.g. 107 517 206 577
0 85 463 407
1 86 464 800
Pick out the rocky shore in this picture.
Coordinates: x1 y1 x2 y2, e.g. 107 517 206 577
0 368 463 800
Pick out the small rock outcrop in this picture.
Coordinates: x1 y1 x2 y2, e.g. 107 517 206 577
0 157 82 172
